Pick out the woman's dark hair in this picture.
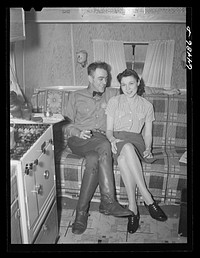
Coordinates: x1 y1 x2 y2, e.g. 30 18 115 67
117 69 145 96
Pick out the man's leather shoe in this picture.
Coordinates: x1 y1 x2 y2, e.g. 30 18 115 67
145 201 167 222
72 211 89 234
99 194 132 217
127 211 140 234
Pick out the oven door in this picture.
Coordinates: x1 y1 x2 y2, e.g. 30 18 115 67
20 126 53 231
34 141 55 215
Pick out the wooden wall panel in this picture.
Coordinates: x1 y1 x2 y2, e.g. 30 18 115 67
14 41 24 92
24 23 73 100
22 22 186 100
73 23 186 89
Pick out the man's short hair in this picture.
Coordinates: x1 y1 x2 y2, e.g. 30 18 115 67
87 61 111 76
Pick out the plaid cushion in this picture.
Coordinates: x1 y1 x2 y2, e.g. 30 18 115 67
55 145 187 205
168 95 187 123
31 89 69 115
144 95 169 122
144 94 187 147
55 151 84 199
152 122 168 147
165 147 187 204
166 147 187 175
166 95 187 148
165 122 187 147
142 147 168 173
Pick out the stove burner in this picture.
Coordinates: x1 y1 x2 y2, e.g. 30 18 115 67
10 124 50 160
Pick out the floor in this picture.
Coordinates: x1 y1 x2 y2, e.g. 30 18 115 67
56 197 187 247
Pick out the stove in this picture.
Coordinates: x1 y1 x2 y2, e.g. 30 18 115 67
10 124 50 160
10 123 58 243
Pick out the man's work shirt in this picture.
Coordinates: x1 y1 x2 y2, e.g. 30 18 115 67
65 86 119 132
105 94 155 134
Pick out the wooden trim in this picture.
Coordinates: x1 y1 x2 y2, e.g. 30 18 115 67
124 42 148 45
25 7 186 23
33 85 121 93
70 24 76 86
34 86 88 92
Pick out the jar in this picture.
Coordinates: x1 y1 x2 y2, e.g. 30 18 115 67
44 109 53 117
21 103 32 120
10 91 22 118
10 127 16 149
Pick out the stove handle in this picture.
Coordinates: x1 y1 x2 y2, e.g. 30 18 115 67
31 184 42 195
34 159 38 165
41 141 46 154
41 140 52 154
25 163 33 175
44 170 50 179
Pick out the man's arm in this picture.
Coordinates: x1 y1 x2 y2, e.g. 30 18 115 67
62 91 81 137
63 123 81 137
144 86 180 95
62 91 92 139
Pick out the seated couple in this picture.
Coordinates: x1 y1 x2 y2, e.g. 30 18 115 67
64 61 179 235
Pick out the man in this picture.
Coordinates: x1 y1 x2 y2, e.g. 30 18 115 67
63 61 132 235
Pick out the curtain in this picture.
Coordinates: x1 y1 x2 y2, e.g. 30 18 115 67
142 40 175 89
10 43 25 102
93 40 127 87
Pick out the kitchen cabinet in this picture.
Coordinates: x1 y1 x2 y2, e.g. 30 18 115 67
10 123 58 244
11 199 22 244
10 8 26 42
34 201 58 244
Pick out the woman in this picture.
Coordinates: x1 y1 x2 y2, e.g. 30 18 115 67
105 69 167 234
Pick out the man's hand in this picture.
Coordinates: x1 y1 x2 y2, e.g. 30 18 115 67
79 130 92 139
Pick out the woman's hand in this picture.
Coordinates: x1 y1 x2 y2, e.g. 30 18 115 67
110 138 123 154
143 149 153 159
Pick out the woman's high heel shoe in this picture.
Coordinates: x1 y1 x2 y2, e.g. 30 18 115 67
127 211 140 234
145 201 167 222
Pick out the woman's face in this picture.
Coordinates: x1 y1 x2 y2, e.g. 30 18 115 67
120 75 139 98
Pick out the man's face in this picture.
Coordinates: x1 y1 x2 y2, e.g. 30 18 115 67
89 68 108 93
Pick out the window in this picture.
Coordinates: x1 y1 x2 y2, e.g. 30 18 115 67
10 8 26 42
124 43 148 77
